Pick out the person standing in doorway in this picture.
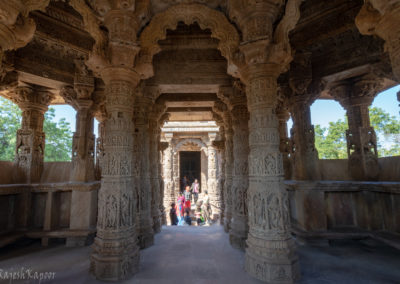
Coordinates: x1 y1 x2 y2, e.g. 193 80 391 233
184 185 192 210
177 193 185 226
169 203 178 225
191 178 200 203
181 175 189 194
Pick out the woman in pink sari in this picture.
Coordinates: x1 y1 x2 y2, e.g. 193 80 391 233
176 193 185 225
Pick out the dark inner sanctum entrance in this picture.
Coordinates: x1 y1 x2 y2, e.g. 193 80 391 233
179 151 201 191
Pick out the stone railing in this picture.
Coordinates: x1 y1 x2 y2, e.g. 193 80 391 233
0 181 100 247
317 156 400 181
286 180 400 249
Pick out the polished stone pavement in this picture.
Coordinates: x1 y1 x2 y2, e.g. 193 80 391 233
0 225 399 283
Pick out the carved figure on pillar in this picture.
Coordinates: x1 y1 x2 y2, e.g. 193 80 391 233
11 85 54 183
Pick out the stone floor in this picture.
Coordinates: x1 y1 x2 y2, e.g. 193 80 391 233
0 226 399 283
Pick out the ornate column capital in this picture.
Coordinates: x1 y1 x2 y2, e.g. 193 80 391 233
11 85 54 113
329 75 384 109
227 0 282 43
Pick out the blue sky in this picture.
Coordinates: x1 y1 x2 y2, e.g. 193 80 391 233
51 85 400 138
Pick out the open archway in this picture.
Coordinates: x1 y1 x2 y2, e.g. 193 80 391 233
137 3 242 79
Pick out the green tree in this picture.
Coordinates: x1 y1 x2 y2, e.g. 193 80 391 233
369 107 400 157
0 97 21 161
0 97 73 162
315 119 348 159
314 106 400 159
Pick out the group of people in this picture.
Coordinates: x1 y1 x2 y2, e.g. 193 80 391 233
169 178 212 226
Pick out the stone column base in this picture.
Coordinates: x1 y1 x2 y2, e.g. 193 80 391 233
245 234 300 283
223 213 231 233
229 215 248 250
66 234 95 247
90 240 140 281
138 232 154 249
152 215 162 234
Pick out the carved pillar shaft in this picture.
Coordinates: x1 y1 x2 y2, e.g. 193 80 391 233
70 103 95 181
67 101 97 247
172 147 180 196
134 97 154 249
207 134 220 220
290 100 320 180
330 78 380 180
244 64 300 283
95 119 106 180
12 86 53 183
162 135 174 225
159 141 168 225
218 142 226 224
277 110 292 180
229 103 249 250
345 99 378 180
149 118 161 233
224 119 234 233
91 70 140 281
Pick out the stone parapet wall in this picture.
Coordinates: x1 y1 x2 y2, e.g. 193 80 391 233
318 156 400 181
287 180 400 248
0 181 99 248
0 161 14 184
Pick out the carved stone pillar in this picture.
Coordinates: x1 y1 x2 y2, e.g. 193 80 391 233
229 91 249 250
172 146 180 196
288 53 320 180
11 86 54 183
330 76 382 180
95 116 106 180
288 98 320 180
134 96 154 249
87 4 143 280
159 140 169 225
163 133 175 225
60 77 97 247
240 47 300 283
213 139 225 224
276 106 292 180
207 133 220 220
91 70 140 280
224 118 234 232
148 103 165 234
356 1 400 81
215 94 234 233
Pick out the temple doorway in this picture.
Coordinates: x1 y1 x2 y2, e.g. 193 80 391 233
179 151 201 191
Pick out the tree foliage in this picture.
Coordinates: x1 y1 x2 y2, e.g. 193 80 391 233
314 107 400 159
0 97 73 162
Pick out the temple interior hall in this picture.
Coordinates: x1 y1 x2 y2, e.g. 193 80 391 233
0 0 400 283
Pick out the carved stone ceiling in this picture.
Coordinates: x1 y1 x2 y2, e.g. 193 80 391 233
0 0 395 105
